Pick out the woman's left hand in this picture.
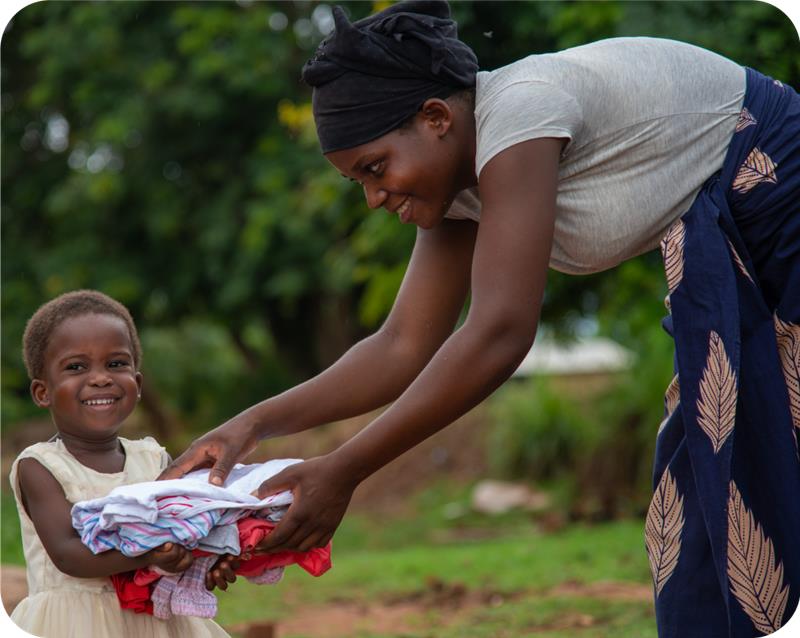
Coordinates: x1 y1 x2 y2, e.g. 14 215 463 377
251 455 357 553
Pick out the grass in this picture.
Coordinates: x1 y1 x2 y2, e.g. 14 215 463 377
2 491 25 565
214 481 656 636
1 481 657 637
214 519 656 636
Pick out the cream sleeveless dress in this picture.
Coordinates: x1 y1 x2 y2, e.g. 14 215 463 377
8 436 230 638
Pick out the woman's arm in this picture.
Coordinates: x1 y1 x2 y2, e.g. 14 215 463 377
159 217 477 483
332 138 560 477
17 457 194 578
252 137 563 552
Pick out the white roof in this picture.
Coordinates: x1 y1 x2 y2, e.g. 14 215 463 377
513 335 635 377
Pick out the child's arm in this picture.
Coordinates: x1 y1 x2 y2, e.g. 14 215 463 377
17 457 194 578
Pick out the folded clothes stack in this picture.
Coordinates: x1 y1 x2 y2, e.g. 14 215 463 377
71 460 332 619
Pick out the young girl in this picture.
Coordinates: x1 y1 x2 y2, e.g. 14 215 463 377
163 2 800 635
9 290 230 637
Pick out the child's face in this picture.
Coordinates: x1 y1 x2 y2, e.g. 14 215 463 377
30 313 142 439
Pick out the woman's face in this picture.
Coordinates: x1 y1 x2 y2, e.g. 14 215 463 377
325 102 471 229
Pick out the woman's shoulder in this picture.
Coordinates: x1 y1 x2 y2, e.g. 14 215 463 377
481 37 739 90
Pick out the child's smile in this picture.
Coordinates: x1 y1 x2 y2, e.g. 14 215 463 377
80 395 122 410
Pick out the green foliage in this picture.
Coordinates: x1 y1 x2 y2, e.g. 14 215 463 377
487 319 675 518
1 491 25 566
2 1 798 438
488 376 598 482
140 318 294 425
1 1 413 433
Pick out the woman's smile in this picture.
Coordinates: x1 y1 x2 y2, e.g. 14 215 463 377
396 197 412 223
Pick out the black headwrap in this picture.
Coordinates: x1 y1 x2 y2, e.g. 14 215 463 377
302 0 479 153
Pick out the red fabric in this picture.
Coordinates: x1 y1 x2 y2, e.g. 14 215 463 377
110 571 153 615
235 517 332 578
133 568 162 587
129 517 333 598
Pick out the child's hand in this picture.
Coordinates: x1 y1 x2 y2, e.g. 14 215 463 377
205 554 241 591
146 542 194 573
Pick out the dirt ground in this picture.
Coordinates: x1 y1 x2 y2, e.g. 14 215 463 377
1 565 26 617
1 563 652 637
224 579 651 637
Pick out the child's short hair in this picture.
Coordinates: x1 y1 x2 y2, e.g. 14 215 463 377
22 290 142 380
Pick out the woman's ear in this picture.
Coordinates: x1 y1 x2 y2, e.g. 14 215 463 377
419 98 454 137
30 379 51 408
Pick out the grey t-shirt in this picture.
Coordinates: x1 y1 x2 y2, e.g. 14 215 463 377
446 37 746 274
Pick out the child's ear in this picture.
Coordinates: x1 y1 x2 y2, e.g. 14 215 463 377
30 379 51 408
135 372 143 401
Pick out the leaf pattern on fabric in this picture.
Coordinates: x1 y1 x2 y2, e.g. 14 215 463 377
728 480 790 634
735 107 757 132
774 314 800 433
660 219 686 294
732 147 778 194
658 375 680 435
646 468 684 596
697 331 737 453
727 239 754 283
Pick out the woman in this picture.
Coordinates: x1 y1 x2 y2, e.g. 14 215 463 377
161 2 800 635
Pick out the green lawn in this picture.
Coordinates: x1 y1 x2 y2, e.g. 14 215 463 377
2 483 657 637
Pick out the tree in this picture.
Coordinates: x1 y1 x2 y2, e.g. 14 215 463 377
3 1 798 438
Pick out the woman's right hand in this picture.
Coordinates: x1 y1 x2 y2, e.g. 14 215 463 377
157 416 260 486
146 542 194 573
248 453 358 553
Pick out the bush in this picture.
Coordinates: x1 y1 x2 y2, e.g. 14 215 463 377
487 324 675 520
487 375 599 483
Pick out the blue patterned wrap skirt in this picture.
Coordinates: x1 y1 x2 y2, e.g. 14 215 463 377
650 68 800 638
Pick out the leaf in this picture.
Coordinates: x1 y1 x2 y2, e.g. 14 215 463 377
646 468 684 595
727 239 753 283
660 219 686 294
774 314 800 432
658 375 680 435
728 480 790 634
732 147 778 194
697 331 737 453
735 107 757 132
